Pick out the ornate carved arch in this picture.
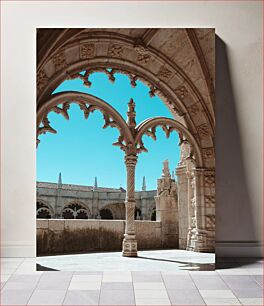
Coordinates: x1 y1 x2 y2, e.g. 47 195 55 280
37 33 215 169
63 201 91 219
36 199 54 217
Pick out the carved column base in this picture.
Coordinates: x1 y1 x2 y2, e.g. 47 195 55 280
186 229 193 251
188 229 215 253
122 237 137 257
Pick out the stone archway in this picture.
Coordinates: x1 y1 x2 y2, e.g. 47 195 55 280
37 28 215 254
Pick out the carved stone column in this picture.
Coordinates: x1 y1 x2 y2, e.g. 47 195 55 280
189 168 214 252
155 160 178 248
122 154 138 257
186 169 193 250
175 165 188 249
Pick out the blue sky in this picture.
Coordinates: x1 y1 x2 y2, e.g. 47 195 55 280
37 72 180 190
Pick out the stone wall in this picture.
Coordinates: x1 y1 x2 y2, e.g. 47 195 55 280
37 219 164 256
37 182 157 220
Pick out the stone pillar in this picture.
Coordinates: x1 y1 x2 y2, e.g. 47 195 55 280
188 168 213 252
176 165 188 249
122 154 138 257
186 170 193 250
155 160 178 248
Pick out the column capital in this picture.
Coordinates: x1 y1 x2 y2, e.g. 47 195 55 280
125 154 138 166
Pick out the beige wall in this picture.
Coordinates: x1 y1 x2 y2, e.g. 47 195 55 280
1 1 262 257
37 219 162 256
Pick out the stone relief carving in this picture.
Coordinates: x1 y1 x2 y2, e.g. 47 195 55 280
202 148 214 159
162 160 171 178
204 175 215 188
197 123 210 138
191 216 197 227
37 69 48 92
205 195 215 208
188 103 200 117
158 67 173 80
108 44 124 57
53 51 67 72
175 85 189 99
80 43 95 59
134 45 151 64
205 215 215 229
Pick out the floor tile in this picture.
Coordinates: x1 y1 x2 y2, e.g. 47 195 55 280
163 275 196 290
73 271 103 275
3 281 38 291
0 258 25 263
38 279 71 290
135 289 169 299
239 298 264 305
102 273 132 282
63 290 100 305
99 289 135 305
190 271 218 276
0 275 11 282
167 289 205 305
27 289 66 305
217 268 250 275
134 282 166 290
71 275 102 282
245 268 264 275
8 274 41 283
199 289 237 298
1 288 33 305
203 298 241 305
101 281 133 290
135 298 171 305
132 272 163 282
69 281 101 290
252 275 264 287
191 275 228 290
221 275 261 289
231 287 263 298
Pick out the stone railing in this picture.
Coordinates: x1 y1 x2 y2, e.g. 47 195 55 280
37 219 167 256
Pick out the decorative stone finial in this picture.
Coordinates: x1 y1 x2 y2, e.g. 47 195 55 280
127 98 136 129
58 172 62 188
93 176 98 191
162 159 171 178
142 176 146 191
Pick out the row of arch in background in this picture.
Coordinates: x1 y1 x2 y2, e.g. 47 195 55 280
37 201 156 221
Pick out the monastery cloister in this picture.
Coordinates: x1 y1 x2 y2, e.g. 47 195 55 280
37 28 215 256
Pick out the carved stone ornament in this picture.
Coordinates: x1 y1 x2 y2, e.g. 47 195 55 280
205 195 215 208
108 44 124 57
37 69 48 92
67 68 139 89
80 43 95 59
53 51 67 72
162 160 171 178
188 103 200 117
197 123 210 138
204 175 215 188
202 148 214 159
134 45 151 64
175 85 189 100
158 67 173 80
205 215 215 229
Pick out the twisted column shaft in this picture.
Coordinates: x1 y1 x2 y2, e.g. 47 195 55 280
122 154 138 257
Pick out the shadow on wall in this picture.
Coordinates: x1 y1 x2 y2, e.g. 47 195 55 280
215 36 258 261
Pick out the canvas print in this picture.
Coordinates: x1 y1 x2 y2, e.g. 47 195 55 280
36 28 215 271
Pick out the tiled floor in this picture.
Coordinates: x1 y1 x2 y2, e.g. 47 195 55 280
1 253 263 305
36 250 215 271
